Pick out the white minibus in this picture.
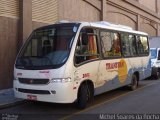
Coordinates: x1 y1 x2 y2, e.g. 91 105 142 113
14 21 151 109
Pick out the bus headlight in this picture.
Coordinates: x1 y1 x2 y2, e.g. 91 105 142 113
50 78 71 83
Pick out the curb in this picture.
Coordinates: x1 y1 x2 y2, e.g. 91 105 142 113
0 100 27 110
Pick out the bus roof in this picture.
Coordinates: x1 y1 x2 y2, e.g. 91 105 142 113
35 21 148 36
89 21 148 36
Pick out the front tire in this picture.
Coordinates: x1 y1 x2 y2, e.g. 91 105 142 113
130 74 138 91
76 84 88 109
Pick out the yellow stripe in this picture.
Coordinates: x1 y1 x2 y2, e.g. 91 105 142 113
59 82 159 120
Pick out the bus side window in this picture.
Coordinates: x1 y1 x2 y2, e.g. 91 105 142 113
121 33 131 57
136 36 149 55
75 28 99 64
100 31 121 57
129 35 137 56
137 36 144 54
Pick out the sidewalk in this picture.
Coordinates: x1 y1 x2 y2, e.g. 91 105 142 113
0 88 25 109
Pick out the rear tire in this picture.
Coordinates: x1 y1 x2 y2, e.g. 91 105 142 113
130 74 138 91
152 68 160 79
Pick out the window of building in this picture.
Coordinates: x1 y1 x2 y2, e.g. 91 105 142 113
75 28 99 64
100 31 121 58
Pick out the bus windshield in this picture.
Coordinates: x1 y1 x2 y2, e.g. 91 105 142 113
16 23 79 69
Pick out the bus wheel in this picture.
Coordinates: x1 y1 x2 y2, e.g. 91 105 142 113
153 68 160 79
130 74 138 91
76 84 89 109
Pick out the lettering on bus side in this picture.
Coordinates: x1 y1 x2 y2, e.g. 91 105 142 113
82 73 90 78
106 62 124 70
106 59 128 84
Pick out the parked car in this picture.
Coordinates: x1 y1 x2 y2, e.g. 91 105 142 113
149 37 160 79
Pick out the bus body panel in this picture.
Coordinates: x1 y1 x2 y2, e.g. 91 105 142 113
141 56 152 79
14 65 66 80
14 64 78 103
95 58 131 95
14 81 77 103
95 56 151 95
128 56 151 80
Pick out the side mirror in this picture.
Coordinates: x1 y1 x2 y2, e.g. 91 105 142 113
75 46 81 54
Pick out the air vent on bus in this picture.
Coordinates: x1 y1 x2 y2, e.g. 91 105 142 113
19 78 49 85
95 21 133 30
18 88 51 95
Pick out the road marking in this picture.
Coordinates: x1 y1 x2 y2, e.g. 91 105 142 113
59 81 159 120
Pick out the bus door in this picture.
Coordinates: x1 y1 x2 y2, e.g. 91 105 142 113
74 28 100 88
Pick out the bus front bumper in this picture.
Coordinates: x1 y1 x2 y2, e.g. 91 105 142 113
13 80 77 104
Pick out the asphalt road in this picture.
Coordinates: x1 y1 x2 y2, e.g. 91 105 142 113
0 79 160 120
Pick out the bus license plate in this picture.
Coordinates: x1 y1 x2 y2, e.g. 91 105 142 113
27 95 37 101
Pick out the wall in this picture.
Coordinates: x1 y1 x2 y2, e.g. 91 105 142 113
0 0 19 89
32 0 58 30
58 0 101 22
105 0 160 36
57 0 160 36
139 0 156 12
106 2 137 30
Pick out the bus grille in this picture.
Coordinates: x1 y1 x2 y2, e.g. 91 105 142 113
19 78 49 85
18 88 51 94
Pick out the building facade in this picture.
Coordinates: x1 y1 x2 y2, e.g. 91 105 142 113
0 0 160 89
